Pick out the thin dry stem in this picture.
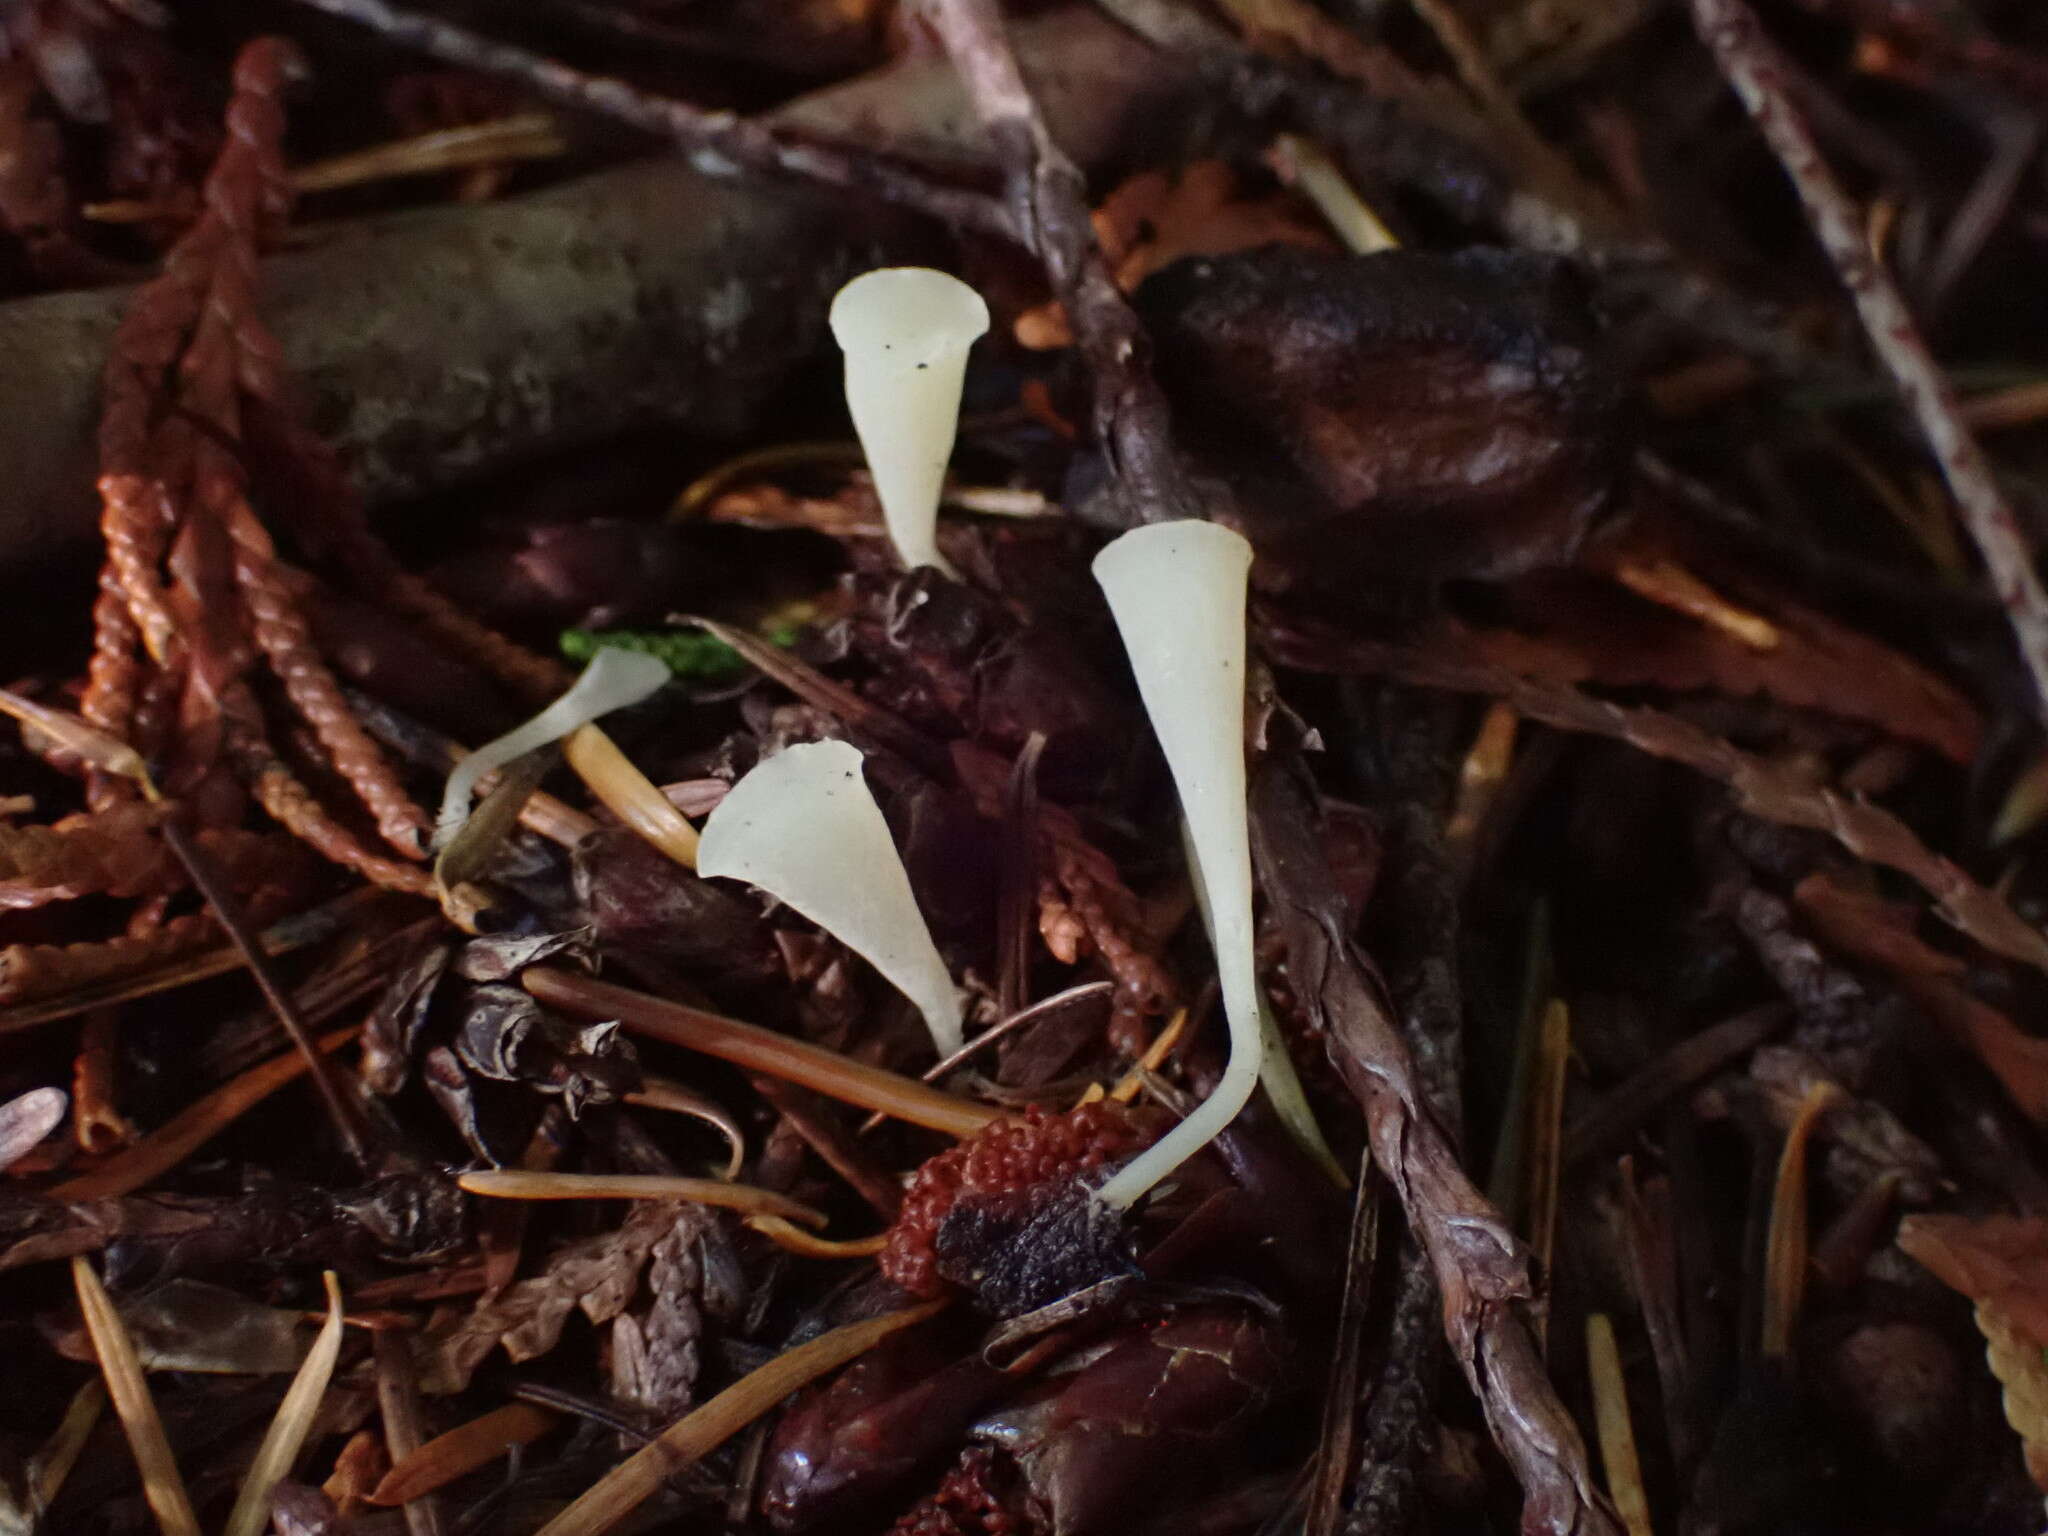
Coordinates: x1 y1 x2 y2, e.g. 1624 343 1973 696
524 968 1001 1138
626 1077 746 1180
159 817 375 1169
920 0 1203 525
373 1329 445 1536
744 1215 889 1258
1264 621 2048 976
458 1170 825 1227
1526 998 1572 1350
279 0 1010 235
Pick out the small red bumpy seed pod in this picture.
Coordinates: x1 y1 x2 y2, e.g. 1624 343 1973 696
889 1447 1027 1536
881 1102 1151 1298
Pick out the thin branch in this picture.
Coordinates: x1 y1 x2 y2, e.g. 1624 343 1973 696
158 818 376 1171
1253 758 1621 1536
920 0 1204 525
1689 0 2048 724
281 0 1012 237
1263 620 2048 976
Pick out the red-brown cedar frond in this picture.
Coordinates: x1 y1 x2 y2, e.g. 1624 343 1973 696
242 402 572 704
0 911 220 1006
952 741 1176 1037
0 803 176 907
211 464 430 856
227 719 434 897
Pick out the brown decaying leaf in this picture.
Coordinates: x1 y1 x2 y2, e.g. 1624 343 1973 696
420 1199 681 1393
1898 1215 2048 1353
1898 1214 2048 1489
1013 160 1332 349
1474 556 1981 762
321 1427 390 1514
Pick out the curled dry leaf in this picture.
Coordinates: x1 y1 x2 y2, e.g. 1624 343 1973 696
422 1199 685 1393
453 984 640 1118
1898 1214 2048 1488
1013 160 1332 349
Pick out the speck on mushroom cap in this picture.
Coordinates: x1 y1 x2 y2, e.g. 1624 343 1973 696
829 267 990 371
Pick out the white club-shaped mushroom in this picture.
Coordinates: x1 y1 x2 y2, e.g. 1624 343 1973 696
1090 520 1264 1210
698 739 964 1056
435 646 670 851
829 267 990 578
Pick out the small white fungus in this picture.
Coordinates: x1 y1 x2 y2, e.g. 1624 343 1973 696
436 646 670 851
697 739 964 1056
829 267 990 578
1090 520 1265 1210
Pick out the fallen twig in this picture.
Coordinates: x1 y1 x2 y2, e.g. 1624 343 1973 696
281 0 1010 237
1689 0 2048 724
1252 756 1620 1536
921 0 1203 525
159 817 374 1171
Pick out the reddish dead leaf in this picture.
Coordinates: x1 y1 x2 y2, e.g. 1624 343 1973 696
1900 1214 2048 1350
322 1427 390 1515
1898 1213 2048 1489
368 1401 557 1505
1796 872 2048 1126
1014 161 1332 349
1471 550 1981 762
